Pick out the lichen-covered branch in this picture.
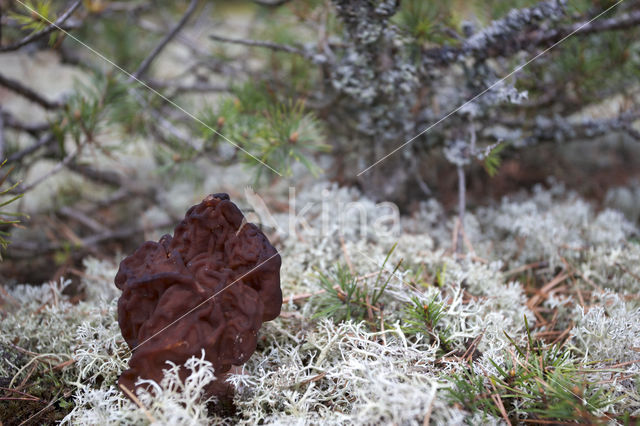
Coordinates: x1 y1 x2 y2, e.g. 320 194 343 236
422 2 640 67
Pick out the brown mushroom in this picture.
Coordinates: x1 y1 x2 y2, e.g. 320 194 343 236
115 193 282 398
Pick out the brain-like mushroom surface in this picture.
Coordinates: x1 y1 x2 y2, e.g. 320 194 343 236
115 193 282 397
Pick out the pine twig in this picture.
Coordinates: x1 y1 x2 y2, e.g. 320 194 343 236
422 4 640 66
119 384 156 423
282 290 326 304
7 133 55 163
13 141 86 194
147 79 230 93
66 163 123 187
0 72 63 110
58 206 107 233
209 33 308 57
0 0 82 52
253 0 293 6
130 0 199 81
1 110 50 136
538 9 640 45
8 218 173 257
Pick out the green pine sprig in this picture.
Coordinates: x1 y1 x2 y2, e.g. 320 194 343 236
0 160 28 259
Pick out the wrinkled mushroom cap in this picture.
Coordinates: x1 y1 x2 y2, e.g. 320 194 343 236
115 193 281 397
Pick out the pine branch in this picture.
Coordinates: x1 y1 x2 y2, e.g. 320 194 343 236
58 206 107 233
7 133 55 163
1 110 50 136
253 0 293 6
130 0 199 81
147 79 230 93
209 33 308 57
538 8 640 43
0 0 82 52
7 218 173 257
422 2 640 66
0 72 63 110
13 141 86 194
495 110 640 146
66 163 124 187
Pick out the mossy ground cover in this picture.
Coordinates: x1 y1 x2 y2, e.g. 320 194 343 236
1 182 638 425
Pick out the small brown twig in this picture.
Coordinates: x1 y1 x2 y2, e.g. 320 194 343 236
298 371 327 386
339 235 354 274
461 331 484 363
51 358 76 371
365 294 375 331
550 323 573 347
527 272 570 309
614 262 640 282
603 359 640 370
504 261 547 277
17 363 39 391
0 387 41 402
379 309 386 346
479 364 511 425
119 383 156 423
282 289 326 304
422 385 436 426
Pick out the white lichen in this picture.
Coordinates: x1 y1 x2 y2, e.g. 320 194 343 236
2 180 639 424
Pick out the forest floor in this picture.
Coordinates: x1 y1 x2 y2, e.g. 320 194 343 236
1 177 639 425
